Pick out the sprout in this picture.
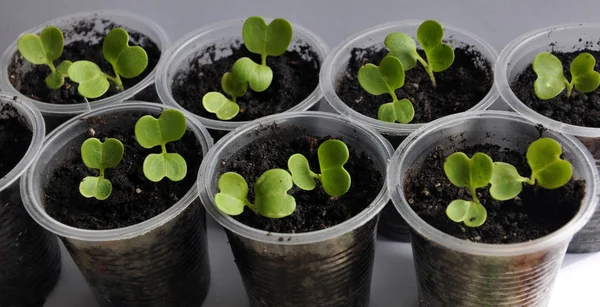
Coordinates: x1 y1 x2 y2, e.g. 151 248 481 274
17 26 72 89
202 72 247 120
288 139 351 197
533 52 600 100
79 138 124 200
68 28 148 98
358 55 415 123
215 169 296 218
384 20 454 87
135 109 188 182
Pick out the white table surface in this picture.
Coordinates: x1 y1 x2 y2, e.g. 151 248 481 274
0 0 599 306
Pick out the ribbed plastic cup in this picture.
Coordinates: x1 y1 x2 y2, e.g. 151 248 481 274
320 20 499 242
155 18 329 142
496 23 600 253
198 111 393 307
0 10 170 132
0 93 61 306
21 102 213 307
387 111 599 307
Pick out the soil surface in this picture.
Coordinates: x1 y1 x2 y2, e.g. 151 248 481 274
43 111 203 230
403 142 586 244
336 46 493 122
172 42 320 121
511 49 600 127
221 125 383 233
0 103 32 178
8 19 161 104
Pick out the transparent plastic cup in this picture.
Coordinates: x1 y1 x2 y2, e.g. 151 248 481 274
21 102 214 307
155 18 329 142
198 111 393 307
320 20 499 242
387 111 599 307
496 23 600 253
0 93 61 306
0 10 170 132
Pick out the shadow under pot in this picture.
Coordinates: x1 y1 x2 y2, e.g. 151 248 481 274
155 17 329 143
21 102 213 307
0 10 170 133
198 111 393 307
496 22 600 253
319 19 499 242
387 110 599 307
0 94 61 306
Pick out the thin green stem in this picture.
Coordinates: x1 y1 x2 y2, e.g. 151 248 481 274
566 80 573 98
417 56 437 88
524 175 536 186
161 144 167 154
385 84 399 103
47 62 56 72
261 54 267 66
470 187 480 205
99 168 105 178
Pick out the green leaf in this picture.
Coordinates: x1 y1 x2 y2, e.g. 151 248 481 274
527 138 572 189
17 26 64 66
56 60 72 76
143 152 187 182
377 98 415 123
288 153 318 191
416 20 454 73
446 200 487 227
254 169 296 218
135 109 187 149
533 52 567 100
384 32 419 70
490 162 527 200
231 57 273 92
68 61 110 98
570 52 600 93
358 56 405 96
221 72 248 98
79 176 113 200
242 16 293 57
202 92 240 120
318 139 351 197
215 172 250 216
40 26 64 62
45 71 64 89
443 152 493 189
103 28 148 79
428 44 455 72
80 138 124 170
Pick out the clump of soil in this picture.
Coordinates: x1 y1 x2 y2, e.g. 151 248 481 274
0 103 32 178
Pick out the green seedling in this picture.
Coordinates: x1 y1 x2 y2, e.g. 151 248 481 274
68 28 148 98
533 52 600 100
202 72 247 120
17 26 72 89
490 138 573 200
288 139 351 197
384 20 454 87
358 55 415 123
79 138 124 200
215 169 296 218
135 109 188 182
230 16 293 92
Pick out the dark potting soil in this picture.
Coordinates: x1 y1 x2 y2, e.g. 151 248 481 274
336 46 493 122
403 143 586 244
511 49 600 127
171 43 320 121
0 103 32 178
43 111 203 230
8 19 161 104
221 125 383 233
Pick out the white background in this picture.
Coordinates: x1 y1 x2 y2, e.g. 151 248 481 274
1 0 599 306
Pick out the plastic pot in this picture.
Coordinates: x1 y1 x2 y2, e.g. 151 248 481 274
155 18 329 142
496 23 600 253
0 10 170 133
21 102 213 307
387 110 599 307
198 111 393 307
0 93 61 306
320 20 499 242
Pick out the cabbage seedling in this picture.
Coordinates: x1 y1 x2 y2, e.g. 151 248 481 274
79 137 124 200
384 20 454 87
202 72 248 120
533 52 600 100
17 26 72 89
215 169 296 218
358 55 415 123
230 16 293 92
135 109 188 182
288 139 351 197
68 28 148 98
